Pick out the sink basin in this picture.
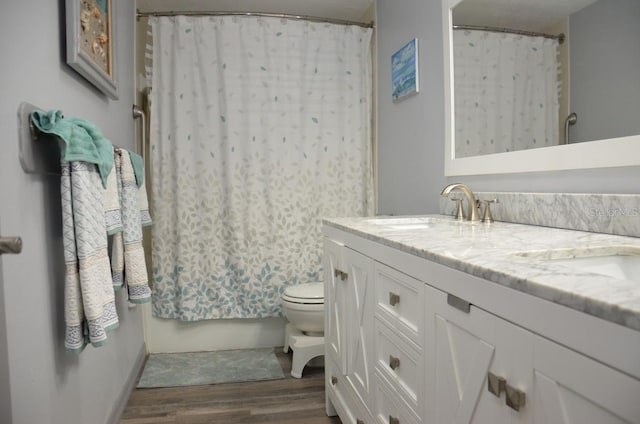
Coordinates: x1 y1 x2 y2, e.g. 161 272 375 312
514 246 640 281
365 217 442 225
551 255 640 281
364 216 453 230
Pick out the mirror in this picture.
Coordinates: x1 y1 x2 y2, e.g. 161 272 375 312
443 0 640 176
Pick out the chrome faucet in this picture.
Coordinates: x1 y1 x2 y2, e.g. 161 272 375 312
440 183 480 221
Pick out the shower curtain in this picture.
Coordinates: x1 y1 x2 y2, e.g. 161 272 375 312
149 16 373 320
453 29 560 157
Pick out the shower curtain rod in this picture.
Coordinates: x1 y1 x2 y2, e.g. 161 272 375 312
453 24 564 44
136 9 374 28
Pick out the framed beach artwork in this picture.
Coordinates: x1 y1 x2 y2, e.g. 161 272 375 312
391 38 419 102
66 0 118 99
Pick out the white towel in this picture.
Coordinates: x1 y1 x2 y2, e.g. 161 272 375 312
116 149 152 303
62 161 119 352
104 162 123 235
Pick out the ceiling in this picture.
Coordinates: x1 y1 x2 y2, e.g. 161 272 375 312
136 0 375 23
453 0 599 32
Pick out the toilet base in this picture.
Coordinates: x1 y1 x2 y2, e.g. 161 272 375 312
283 323 324 378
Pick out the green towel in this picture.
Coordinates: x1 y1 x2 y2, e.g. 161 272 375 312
31 109 114 188
127 150 144 187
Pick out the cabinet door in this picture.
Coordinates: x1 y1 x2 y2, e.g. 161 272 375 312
425 287 532 424
324 238 346 370
532 335 640 424
345 247 375 412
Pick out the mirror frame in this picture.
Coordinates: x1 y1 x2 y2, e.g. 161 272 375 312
443 0 640 176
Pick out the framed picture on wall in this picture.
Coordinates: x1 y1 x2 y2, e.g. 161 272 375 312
391 38 419 102
66 0 119 99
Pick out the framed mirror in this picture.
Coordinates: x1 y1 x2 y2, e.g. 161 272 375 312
443 0 640 176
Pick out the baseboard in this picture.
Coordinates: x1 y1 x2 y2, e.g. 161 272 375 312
107 343 148 424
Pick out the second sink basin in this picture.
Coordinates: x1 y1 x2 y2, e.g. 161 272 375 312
551 255 640 281
515 246 640 281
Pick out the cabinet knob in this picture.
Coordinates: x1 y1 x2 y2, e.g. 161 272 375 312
389 292 400 306
505 384 526 411
389 416 400 424
487 372 506 397
330 376 338 386
389 355 400 371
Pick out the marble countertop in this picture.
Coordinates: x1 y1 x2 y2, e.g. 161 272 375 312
324 215 640 331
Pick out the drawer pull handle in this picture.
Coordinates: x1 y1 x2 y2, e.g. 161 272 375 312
389 416 400 424
487 372 506 397
357 419 365 424
389 355 400 371
505 384 526 411
0 237 22 255
330 376 338 386
389 292 400 306
334 269 348 281
447 293 470 313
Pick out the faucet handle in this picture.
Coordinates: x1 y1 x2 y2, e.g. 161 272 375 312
481 199 499 223
451 197 464 220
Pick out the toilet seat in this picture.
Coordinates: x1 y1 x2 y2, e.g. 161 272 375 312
282 282 324 304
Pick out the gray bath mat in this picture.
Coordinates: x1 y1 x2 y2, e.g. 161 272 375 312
137 348 285 388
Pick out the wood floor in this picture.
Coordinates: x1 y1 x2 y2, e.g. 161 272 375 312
120 348 342 424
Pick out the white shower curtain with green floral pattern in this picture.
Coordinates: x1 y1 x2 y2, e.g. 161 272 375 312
149 16 373 320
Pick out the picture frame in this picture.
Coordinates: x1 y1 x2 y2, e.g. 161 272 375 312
66 0 118 100
391 38 419 102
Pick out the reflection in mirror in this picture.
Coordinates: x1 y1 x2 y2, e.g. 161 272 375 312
452 27 562 157
448 0 640 162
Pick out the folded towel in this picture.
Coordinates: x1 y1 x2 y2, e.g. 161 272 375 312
62 161 119 353
31 110 114 188
138 177 152 227
104 161 123 235
117 149 152 303
128 151 145 187
111 153 125 290
111 231 125 291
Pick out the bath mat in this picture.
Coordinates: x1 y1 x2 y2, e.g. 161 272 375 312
136 348 285 388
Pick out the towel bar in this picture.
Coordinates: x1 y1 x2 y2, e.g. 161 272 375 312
18 101 144 176
132 104 146 160
18 101 62 175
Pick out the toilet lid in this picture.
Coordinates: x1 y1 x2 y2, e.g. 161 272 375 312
283 282 324 304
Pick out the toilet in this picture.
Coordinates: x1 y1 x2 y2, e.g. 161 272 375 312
281 282 325 378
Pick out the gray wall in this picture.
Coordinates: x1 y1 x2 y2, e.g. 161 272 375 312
569 0 640 143
376 0 640 216
376 0 446 215
0 1 145 423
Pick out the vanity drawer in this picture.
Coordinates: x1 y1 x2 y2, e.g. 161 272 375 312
374 263 424 347
374 317 422 411
374 369 421 424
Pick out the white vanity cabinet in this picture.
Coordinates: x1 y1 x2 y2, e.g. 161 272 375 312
426 284 640 424
530 334 640 424
323 227 640 424
324 238 375 424
426 288 533 423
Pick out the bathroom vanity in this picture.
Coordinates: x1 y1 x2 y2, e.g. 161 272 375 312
323 215 640 424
